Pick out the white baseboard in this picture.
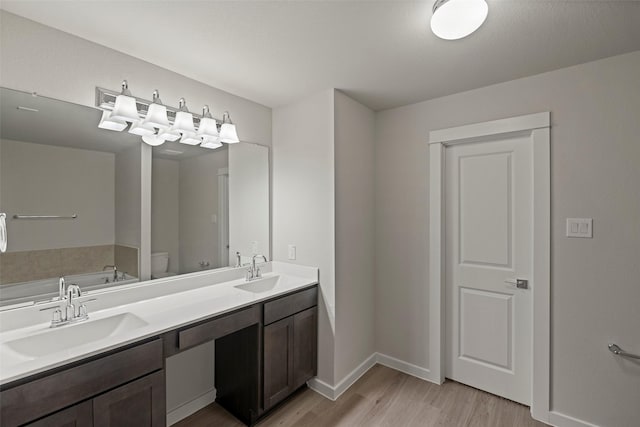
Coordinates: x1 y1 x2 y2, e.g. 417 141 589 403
548 411 600 427
308 353 377 401
308 353 435 401
167 388 216 426
307 377 338 400
375 353 436 384
333 353 378 399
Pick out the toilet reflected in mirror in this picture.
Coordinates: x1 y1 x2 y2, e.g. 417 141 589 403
150 252 176 279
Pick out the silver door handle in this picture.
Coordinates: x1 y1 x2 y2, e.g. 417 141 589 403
504 278 528 289
608 344 640 360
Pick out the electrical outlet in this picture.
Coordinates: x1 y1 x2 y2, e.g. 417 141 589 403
288 245 296 260
251 241 258 254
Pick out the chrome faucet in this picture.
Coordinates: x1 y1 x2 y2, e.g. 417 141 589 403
103 265 118 282
246 254 268 281
58 276 66 301
50 284 89 327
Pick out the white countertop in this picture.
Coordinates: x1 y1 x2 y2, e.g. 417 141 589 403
0 262 318 386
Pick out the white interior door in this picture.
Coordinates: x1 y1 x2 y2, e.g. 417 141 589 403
445 134 533 405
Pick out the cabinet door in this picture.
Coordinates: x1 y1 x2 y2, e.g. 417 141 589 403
263 316 294 409
293 306 318 388
93 371 165 427
26 401 93 427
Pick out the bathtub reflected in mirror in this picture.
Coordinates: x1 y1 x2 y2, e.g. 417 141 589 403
0 87 270 308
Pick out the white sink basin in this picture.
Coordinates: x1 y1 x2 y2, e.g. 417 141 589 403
4 313 148 359
235 276 280 293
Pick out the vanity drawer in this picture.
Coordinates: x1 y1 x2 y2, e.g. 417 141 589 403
178 304 261 351
0 338 163 427
264 286 318 325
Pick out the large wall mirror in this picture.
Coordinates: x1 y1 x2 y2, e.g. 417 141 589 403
0 87 269 308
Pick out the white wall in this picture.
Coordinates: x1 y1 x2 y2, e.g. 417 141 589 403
151 158 180 274
375 51 640 426
179 150 228 272
165 342 215 420
272 89 336 384
333 91 376 382
0 139 115 251
229 143 270 263
0 11 271 148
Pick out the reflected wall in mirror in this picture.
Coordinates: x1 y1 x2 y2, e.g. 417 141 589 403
151 144 229 277
0 87 270 309
0 87 143 306
150 141 269 277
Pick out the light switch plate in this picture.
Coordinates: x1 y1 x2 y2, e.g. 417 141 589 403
288 245 296 260
566 218 593 238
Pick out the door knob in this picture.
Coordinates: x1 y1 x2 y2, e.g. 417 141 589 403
505 278 528 289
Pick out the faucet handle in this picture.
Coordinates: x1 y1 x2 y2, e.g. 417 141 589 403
65 304 75 320
78 304 88 319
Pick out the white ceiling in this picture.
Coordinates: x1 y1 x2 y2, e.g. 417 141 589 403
1 1 639 111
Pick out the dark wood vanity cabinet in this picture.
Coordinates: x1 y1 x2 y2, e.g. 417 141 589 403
1 339 165 427
93 370 165 427
263 287 318 411
1 285 318 427
25 401 93 427
24 371 165 427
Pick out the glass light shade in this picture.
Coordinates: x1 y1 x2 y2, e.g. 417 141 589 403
431 0 488 40
179 132 201 145
172 111 196 134
219 123 239 144
98 111 127 131
142 103 170 128
201 137 222 149
158 128 181 142
142 133 166 146
109 94 140 122
197 117 219 139
128 120 155 136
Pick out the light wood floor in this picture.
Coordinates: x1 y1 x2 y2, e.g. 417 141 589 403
175 365 548 427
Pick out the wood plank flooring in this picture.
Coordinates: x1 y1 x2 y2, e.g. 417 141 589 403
174 364 548 427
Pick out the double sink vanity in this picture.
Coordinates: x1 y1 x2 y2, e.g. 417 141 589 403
0 262 319 426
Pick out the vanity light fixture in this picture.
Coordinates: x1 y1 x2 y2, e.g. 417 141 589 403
430 0 488 40
96 80 239 149
141 130 167 147
131 90 170 139
201 137 223 150
98 110 127 131
197 105 220 139
219 111 240 144
169 98 201 145
108 80 140 122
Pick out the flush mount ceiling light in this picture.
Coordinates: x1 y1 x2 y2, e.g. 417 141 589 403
431 0 488 40
96 80 238 149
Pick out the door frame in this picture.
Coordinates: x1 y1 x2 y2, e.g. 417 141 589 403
428 112 550 422
217 167 229 268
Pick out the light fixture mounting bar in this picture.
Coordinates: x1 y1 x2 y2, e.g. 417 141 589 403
95 86 222 126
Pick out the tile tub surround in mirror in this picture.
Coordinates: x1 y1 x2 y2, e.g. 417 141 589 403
0 87 270 307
